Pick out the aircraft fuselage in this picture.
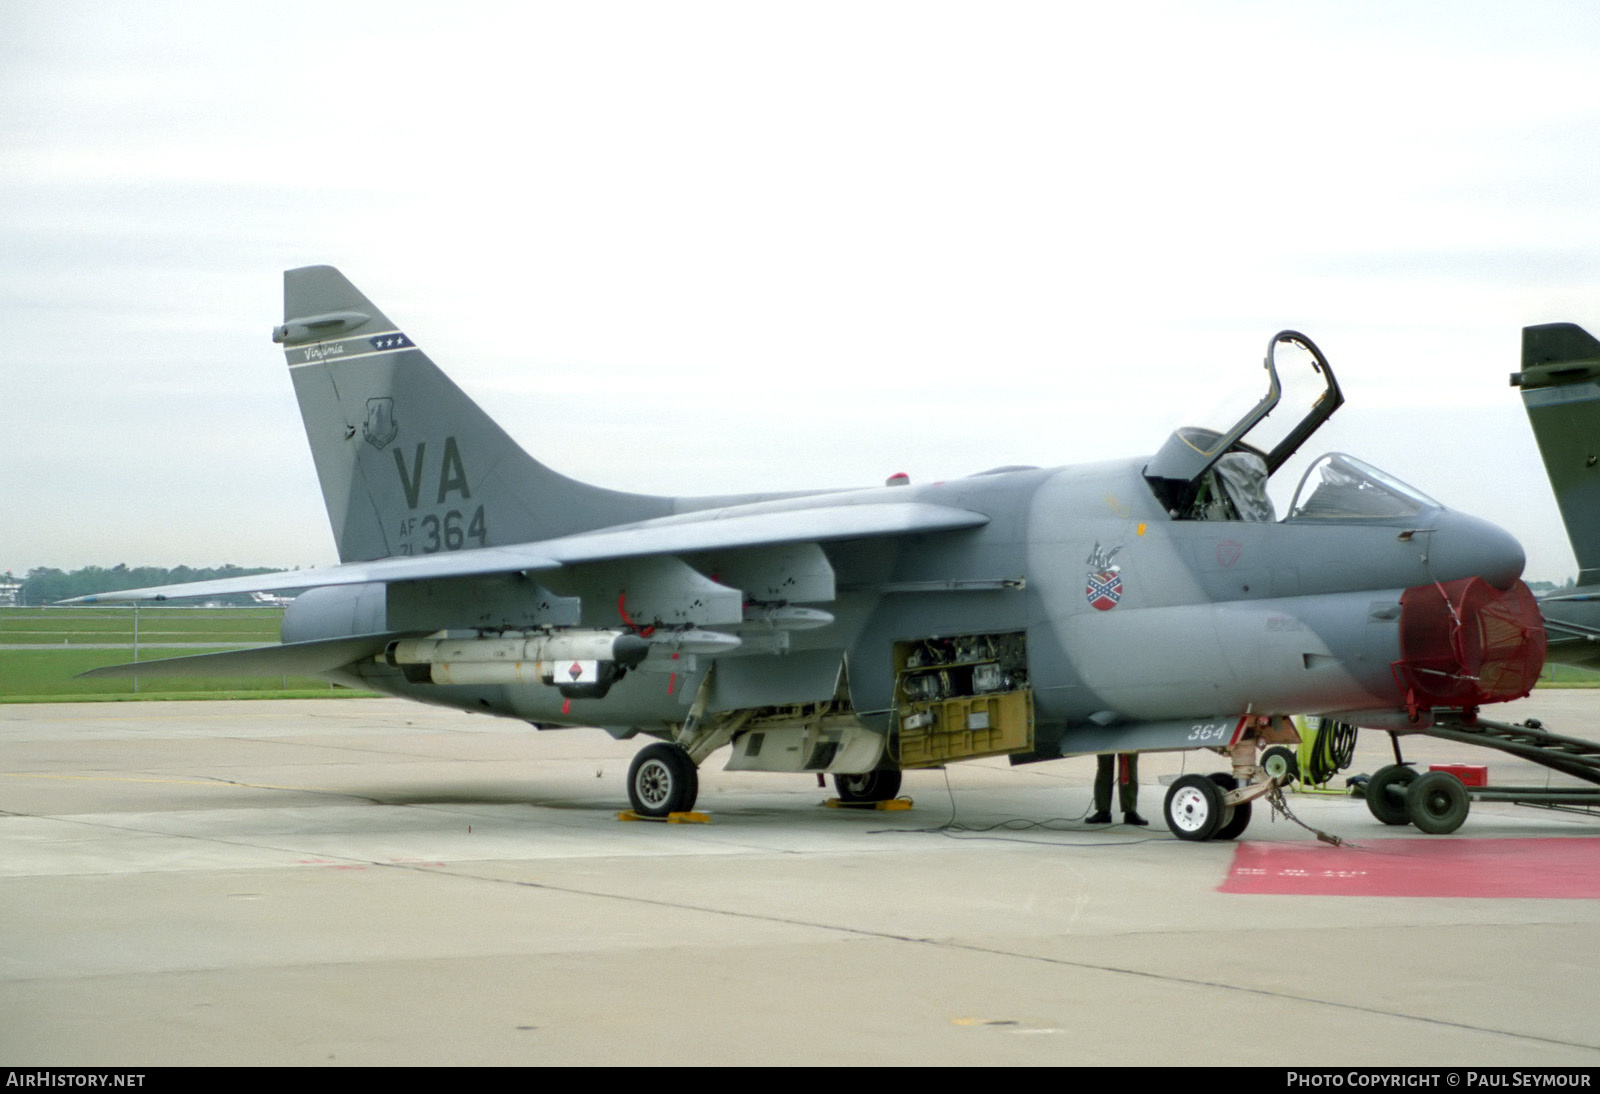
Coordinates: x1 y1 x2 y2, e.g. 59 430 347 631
286 454 1533 762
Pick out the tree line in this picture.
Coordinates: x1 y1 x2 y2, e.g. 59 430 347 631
2 565 289 607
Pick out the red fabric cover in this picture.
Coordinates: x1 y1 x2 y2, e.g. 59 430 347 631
1392 578 1546 714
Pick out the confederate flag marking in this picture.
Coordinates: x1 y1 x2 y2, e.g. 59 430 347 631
1086 571 1122 610
1085 541 1124 611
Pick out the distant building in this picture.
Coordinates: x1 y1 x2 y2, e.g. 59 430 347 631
0 581 21 607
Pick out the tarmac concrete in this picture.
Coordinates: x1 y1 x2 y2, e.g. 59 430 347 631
3 694 1600 1066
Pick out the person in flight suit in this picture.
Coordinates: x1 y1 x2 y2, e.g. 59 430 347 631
1087 752 1147 826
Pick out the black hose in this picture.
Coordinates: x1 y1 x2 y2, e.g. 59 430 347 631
1306 719 1357 785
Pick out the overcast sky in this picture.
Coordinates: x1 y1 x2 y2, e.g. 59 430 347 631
6 1 1600 582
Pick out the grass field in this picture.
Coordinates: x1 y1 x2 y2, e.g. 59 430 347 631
0 607 374 702
1536 663 1600 686
0 605 282 644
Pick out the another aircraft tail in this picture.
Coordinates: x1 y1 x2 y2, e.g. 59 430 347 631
275 265 670 562
1513 322 1600 586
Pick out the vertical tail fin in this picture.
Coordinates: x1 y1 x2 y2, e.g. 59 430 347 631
1513 322 1600 585
275 266 669 562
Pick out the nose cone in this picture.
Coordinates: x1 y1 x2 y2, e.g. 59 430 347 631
1425 510 1526 590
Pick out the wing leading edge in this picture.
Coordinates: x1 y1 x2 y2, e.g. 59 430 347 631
63 500 990 604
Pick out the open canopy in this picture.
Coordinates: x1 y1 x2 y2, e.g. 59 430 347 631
1144 330 1344 519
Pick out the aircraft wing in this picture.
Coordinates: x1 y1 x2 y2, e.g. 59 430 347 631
63 501 988 603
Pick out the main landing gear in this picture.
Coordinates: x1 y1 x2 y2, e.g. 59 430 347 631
833 769 903 804
624 744 904 816
626 743 699 818
624 675 729 818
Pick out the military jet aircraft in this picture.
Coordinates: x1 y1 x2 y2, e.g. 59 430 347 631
74 266 1548 840
1513 322 1600 667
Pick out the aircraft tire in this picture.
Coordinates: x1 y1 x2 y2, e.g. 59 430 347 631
1365 764 1417 826
1261 745 1299 785
1164 774 1226 841
627 743 699 818
1207 772 1251 840
833 769 903 803
1406 771 1469 835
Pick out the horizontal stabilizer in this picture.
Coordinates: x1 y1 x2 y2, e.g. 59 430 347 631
78 633 402 679
63 500 989 604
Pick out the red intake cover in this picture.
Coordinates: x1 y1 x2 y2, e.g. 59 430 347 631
1392 578 1547 715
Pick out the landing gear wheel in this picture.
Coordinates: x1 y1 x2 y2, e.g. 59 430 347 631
1406 770 1469 834
1365 763 1417 826
1207 772 1252 840
833 769 903 803
1164 774 1226 841
627 743 699 818
1261 745 1299 785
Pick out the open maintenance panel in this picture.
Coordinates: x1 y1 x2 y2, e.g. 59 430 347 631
892 631 1034 767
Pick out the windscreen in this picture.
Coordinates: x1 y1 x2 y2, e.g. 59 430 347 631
1286 453 1441 521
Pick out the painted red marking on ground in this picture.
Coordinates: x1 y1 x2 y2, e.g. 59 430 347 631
1223 838 1600 898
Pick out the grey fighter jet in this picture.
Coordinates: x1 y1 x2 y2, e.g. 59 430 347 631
74 266 1548 840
